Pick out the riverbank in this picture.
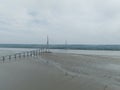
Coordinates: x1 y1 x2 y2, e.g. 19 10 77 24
0 53 120 90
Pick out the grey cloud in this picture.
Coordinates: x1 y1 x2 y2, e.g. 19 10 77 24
0 0 120 44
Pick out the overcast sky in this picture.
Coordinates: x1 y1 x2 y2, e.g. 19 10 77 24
0 0 120 44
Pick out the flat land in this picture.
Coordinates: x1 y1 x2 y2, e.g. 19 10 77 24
0 53 120 90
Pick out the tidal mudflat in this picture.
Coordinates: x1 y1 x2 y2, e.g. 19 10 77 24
0 52 120 90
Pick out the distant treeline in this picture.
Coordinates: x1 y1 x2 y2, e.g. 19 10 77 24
0 44 120 51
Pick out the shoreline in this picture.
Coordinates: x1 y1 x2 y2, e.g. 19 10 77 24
0 53 120 90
